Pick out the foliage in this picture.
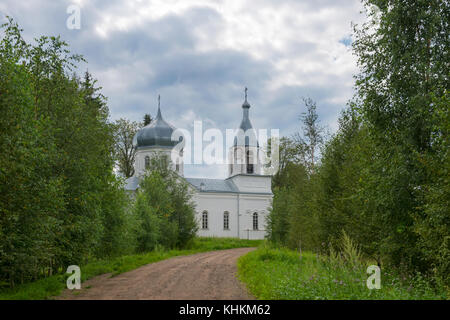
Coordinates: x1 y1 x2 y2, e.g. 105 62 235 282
133 153 198 251
0 17 130 287
112 118 141 178
143 113 152 126
266 0 449 292
238 244 446 300
351 0 449 277
293 97 324 173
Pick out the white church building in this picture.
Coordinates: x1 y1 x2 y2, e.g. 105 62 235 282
125 91 273 240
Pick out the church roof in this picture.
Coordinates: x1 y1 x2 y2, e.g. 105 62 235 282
185 178 239 193
125 176 239 193
126 175 272 195
134 96 182 148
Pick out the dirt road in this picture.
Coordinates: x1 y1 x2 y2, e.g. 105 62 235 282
57 247 255 300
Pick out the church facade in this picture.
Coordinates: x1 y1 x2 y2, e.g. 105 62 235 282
125 92 273 240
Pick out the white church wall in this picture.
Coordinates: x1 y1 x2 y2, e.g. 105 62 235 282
238 194 272 240
192 193 239 238
192 191 272 240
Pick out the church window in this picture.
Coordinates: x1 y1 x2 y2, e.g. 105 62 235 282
224 211 229 230
236 148 242 164
246 150 254 174
202 211 208 229
253 212 258 230
145 156 150 169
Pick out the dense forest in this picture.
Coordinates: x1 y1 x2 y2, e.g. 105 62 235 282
0 18 196 288
267 0 449 289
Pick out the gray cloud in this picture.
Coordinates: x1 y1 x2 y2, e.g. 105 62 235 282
0 0 366 178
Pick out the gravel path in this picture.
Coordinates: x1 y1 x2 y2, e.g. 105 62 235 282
57 247 255 300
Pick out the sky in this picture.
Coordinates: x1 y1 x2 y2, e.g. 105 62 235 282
0 0 368 178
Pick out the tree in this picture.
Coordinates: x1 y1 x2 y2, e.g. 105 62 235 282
266 0 449 288
134 173 169 251
266 101 322 251
413 92 450 284
267 136 305 189
0 17 130 285
113 118 140 178
134 153 197 250
143 113 152 126
294 97 324 174
0 53 64 286
352 0 449 273
266 188 291 244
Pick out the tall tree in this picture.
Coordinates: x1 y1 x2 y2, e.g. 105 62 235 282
352 0 449 272
0 17 130 285
113 118 140 178
294 97 324 174
267 136 305 189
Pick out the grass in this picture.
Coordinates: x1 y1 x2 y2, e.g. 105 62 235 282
0 237 261 300
237 244 447 300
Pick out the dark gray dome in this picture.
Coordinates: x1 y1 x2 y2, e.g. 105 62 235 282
135 106 182 148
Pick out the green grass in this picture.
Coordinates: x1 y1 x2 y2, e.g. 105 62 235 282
237 245 447 300
0 237 261 300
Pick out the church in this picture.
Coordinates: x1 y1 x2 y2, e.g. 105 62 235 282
124 90 273 240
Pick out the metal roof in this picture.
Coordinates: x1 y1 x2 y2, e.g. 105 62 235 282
134 102 182 148
185 177 239 193
125 175 272 195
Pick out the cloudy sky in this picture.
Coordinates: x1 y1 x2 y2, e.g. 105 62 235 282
0 0 367 178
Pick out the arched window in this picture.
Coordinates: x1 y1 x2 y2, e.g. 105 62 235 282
223 211 229 230
246 150 254 174
202 211 208 229
252 212 258 230
236 148 242 164
145 156 150 170
176 159 180 172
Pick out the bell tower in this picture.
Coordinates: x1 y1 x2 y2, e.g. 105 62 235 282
228 88 261 177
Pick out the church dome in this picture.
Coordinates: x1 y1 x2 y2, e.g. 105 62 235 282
135 98 182 148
